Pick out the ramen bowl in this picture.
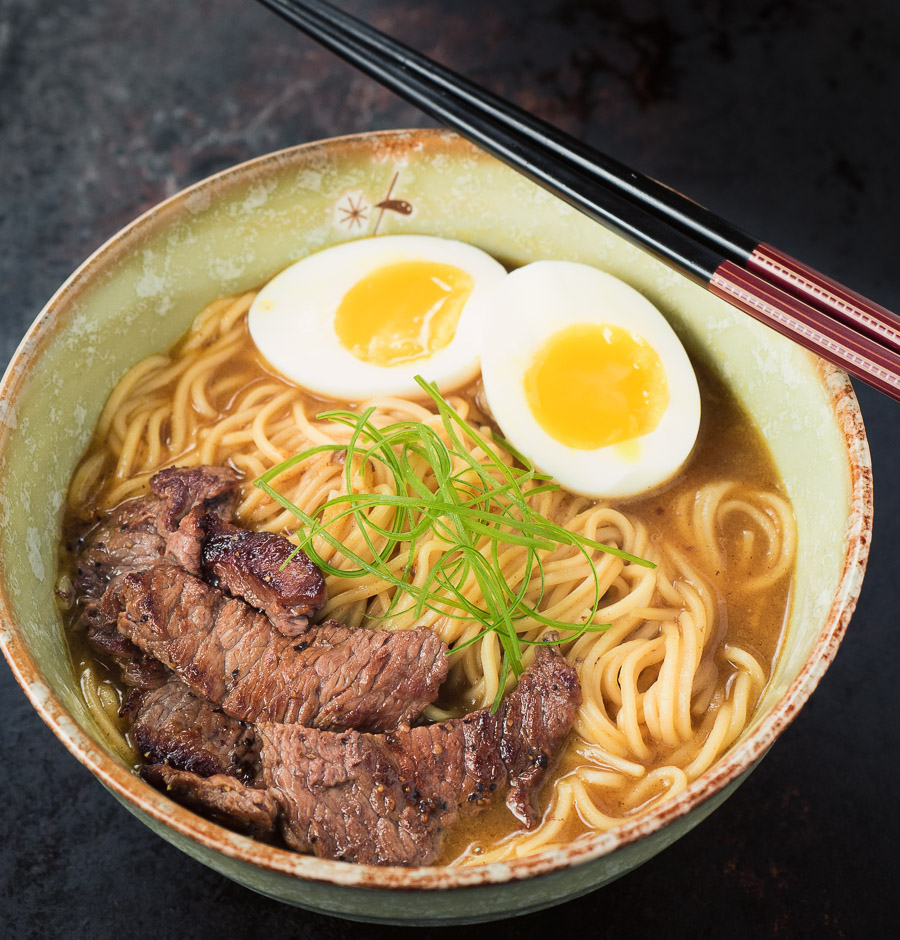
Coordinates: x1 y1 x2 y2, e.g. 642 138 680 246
0 129 871 924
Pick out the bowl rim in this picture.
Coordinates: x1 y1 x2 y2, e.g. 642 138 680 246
0 128 874 893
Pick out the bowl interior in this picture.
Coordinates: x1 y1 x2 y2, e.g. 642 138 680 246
0 130 869 903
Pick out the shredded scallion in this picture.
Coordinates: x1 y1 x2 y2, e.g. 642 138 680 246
255 376 655 710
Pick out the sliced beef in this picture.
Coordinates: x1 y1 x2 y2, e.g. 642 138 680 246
71 466 239 682
74 496 167 613
257 644 581 866
141 765 278 838
201 516 325 636
73 465 238 610
142 465 239 573
131 679 260 783
105 564 448 732
493 643 582 825
86 624 168 691
260 723 446 864
150 466 238 538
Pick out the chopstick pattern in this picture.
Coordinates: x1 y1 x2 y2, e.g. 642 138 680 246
257 0 724 282
748 244 900 354
711 261 900 399
257 0 900 403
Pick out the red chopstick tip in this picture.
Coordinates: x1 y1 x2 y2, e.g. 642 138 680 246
711 260 900 403
748 243 900 354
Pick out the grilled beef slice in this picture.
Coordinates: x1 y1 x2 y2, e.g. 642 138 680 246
141 465 240 573
131 679 260 783
105 564 448 731
201 516 326 636
257 644 581 866
74 464 322 639
86 627 168 691
73 466 238 682
141 765 278 838
74 465 238 606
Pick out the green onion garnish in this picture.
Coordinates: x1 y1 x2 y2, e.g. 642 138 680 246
255 376 655 706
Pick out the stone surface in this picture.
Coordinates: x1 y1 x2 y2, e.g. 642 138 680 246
1 0 897 936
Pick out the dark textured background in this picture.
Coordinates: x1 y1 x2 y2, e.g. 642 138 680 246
1 1 898 936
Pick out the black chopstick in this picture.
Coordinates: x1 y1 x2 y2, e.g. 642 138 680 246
259 0 757 265
255 0 900 402
256 0 723 282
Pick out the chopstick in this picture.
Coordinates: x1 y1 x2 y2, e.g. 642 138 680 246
255 0 900 403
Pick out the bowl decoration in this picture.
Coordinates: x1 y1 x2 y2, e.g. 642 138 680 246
0 129 871 924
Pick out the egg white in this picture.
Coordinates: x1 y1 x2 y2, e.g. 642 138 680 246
480 261 701 499
248 235 507 400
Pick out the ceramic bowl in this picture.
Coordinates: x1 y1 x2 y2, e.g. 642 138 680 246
0 129 872 925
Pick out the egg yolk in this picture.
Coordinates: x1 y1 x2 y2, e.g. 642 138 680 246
525 323 669 450
335 261 474 367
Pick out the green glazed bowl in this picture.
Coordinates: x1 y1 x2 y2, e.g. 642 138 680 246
0 130 872 924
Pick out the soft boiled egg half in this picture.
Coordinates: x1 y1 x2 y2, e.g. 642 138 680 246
249 235 507 399
480 261 700 499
